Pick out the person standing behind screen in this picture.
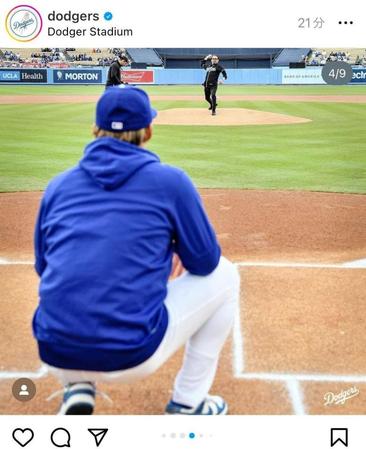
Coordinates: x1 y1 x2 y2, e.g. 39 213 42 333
106 54 129 88
201 54 227 115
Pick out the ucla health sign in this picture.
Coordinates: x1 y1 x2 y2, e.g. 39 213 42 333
53 69 103 84
0 69 47 83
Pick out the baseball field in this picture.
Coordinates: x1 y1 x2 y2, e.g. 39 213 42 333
0 84 366 414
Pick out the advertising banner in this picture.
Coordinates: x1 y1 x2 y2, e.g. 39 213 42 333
351 68 366 83
0 69 47 83
282 68 325 85
121 70 154 84
53 69 103 83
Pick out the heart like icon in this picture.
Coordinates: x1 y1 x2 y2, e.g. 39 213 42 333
12 428 34 447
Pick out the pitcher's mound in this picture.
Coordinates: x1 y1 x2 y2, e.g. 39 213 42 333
154 108 311 126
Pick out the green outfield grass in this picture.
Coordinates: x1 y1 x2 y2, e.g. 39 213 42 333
1 84 366 96
0 85 365 193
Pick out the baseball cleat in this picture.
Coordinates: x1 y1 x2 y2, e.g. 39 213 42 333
212 111 216 116
165 395 228 415
58 382 96 415
208 105 212 110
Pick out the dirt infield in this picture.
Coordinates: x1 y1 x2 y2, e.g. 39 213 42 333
1 87 365 415
1 190 366 263
1 94 366 105
154 108 311 126
0 189 365 415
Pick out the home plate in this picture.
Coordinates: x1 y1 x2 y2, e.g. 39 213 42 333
154 108 312 126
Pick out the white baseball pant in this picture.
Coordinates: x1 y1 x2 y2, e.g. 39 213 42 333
46 256 240 408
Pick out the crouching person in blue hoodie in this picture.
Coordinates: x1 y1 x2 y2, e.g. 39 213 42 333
33 86 240 415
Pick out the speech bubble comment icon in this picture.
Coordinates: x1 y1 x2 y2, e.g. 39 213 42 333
51 428 71 448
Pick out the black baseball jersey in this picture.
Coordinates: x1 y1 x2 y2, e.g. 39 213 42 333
201 59 227 86
106 60 123 87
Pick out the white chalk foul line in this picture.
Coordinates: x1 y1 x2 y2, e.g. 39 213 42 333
1 257 365 269
236 261 366 269
231 256 366 415
231 264 308 415
232 289 245 376
235 372 366 383
0 258 33 265
0 366 47 380
234 371 366 415
286 379 306 415
1 253 365 414
342 258 366 268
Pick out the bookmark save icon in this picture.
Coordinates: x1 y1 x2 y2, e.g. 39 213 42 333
88 429 109 447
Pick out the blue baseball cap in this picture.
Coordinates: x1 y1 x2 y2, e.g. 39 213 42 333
96 85 157 132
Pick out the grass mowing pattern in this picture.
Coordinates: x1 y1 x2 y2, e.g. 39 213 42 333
0 86 365 193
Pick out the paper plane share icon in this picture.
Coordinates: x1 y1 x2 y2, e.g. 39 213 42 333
88 429 109 447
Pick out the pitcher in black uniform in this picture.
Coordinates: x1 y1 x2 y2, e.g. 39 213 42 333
201 55 227 115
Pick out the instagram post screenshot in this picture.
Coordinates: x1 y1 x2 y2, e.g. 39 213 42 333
0 0 365 447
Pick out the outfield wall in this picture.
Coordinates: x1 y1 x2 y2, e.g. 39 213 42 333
0 67 365 85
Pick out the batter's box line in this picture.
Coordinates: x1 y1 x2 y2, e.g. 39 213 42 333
231 289 309 415
236 259 366 269
1 254 365 414
0 366 47 380
231 256 366 383
235 371 366 383
1 257 366 269
0 258 33 265
231 313 366 417
230 264 366 416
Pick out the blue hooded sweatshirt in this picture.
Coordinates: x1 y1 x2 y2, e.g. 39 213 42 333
33 137 221 371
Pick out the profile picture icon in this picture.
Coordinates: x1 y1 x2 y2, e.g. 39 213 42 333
5 5 43 42
12 378 37 402
19 384 30 396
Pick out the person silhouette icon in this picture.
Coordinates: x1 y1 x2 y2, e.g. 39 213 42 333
12 378 36 402
19 384 30 396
